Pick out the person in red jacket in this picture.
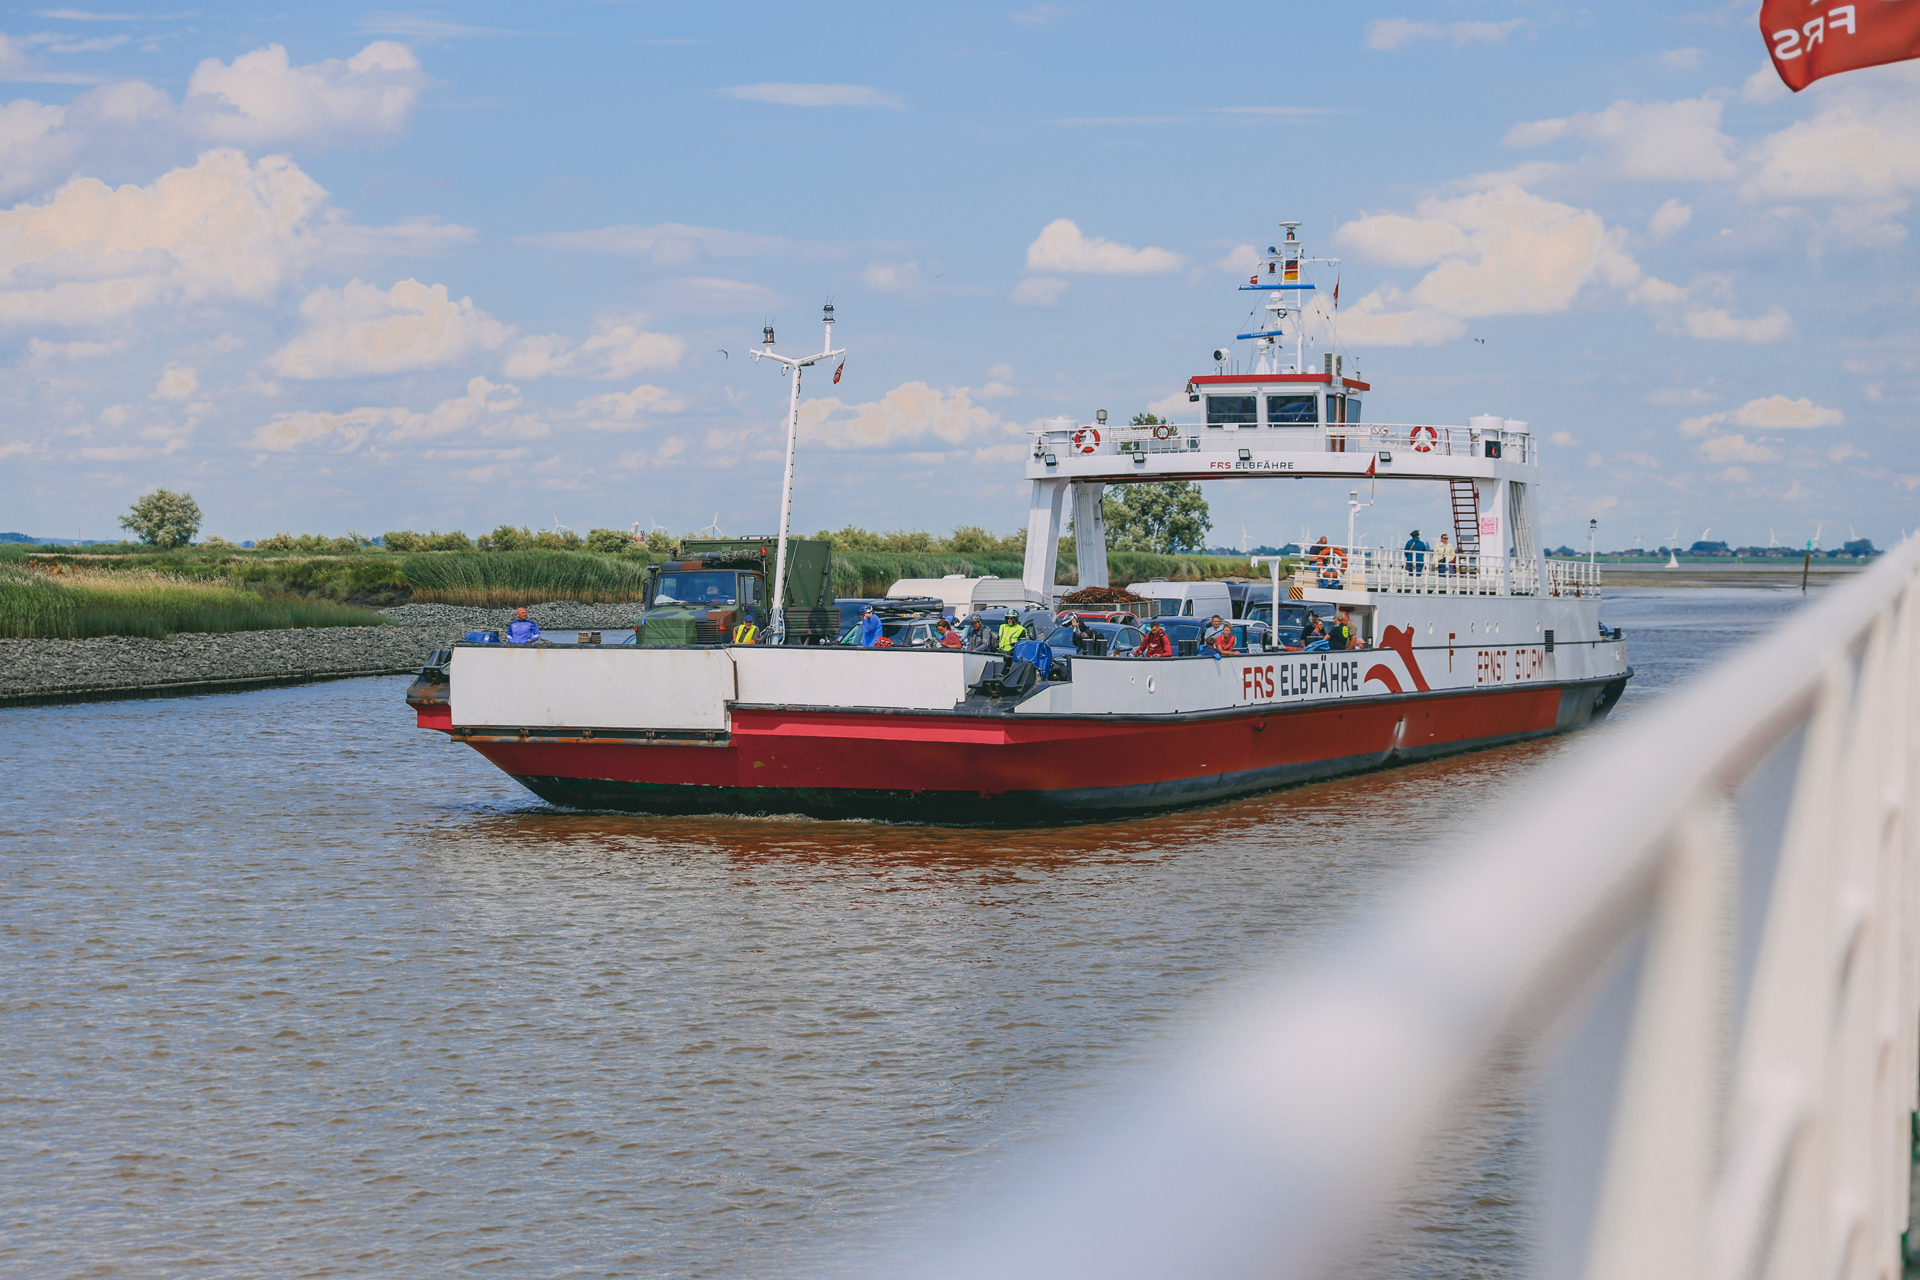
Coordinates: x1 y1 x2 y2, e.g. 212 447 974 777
1132 620 1174 657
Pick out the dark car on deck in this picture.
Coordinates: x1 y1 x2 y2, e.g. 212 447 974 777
1038 620 1147 677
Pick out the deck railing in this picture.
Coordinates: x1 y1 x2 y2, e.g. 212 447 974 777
892 538 1920 1280
1291 546 1543 598
1049 423 1535 463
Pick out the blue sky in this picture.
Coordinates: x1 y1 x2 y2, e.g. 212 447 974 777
0 1 1914 551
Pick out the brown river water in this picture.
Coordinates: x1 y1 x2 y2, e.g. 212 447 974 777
0 588 1813 1278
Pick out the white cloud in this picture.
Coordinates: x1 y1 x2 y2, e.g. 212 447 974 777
1659 48 1708 71
573 383 687 429
1024 218 1186 274
1364 18 1524 50
1697 434 1779 464
1743 69 1920 200
1648 198 1693 241
502 315 686 380
1734 394 1843 428
267 278 513 379
387 377 532 442
1214 244 1260 274
1646 386 1714 405
152 364 198 400
722 83 905 109
1682 306 1793 343
1505 98 1736 181
656 276 783 311
517 221 791 261
0 149 325 325
248 405 398 452
1550 431 1575 446
796 382 1021 449
0 42 430 200
1013 276 1068 306
25 336 120 366
862 260 919 292
0 149 469 328
1332 187 1644 345
1742 64 1791 105
184 42 425 146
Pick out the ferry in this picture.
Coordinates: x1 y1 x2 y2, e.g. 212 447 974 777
406 223 1630 822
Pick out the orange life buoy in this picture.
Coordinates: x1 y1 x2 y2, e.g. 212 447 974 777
1073 426 1101 453
1410 425 1438 453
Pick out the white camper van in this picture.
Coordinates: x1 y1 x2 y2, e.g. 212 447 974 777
886 575 1029 620
1125 579 1234 618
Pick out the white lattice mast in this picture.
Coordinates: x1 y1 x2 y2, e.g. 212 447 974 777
752 304 844 643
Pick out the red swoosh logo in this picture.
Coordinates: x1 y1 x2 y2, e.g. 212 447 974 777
1378 625 1432 692
1363 665 1404 693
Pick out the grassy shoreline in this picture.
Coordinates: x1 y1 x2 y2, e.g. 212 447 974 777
0 565 386 640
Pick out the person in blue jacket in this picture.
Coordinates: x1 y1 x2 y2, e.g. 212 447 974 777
506 607 541 644
1403 529 1430 575
858 604 884 648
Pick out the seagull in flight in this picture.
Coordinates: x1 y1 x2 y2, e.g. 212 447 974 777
717 349 728 359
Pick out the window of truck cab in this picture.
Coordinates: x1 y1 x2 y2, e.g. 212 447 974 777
653 571 737 605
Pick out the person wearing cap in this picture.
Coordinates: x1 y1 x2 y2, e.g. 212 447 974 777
963 614 993 652
1403 529 1430 577
1132 620 1174 658
1330 608 1359 651
858 604 883 648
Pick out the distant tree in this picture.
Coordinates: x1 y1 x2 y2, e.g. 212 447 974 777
118 488 201 549
586 527 633 554
1103 480 1212 554
1843 537 1877 557
1689 540 1730 555
482 525 535 552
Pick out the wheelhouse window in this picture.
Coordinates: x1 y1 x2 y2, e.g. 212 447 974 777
1346 398 1362 424
1266 394 1318 424
653 571 737 605
1206 395 1257 427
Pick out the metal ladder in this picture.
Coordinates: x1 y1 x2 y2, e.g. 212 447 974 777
1450 480 1481 561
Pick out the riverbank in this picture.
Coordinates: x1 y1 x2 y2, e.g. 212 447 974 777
0 601 644 707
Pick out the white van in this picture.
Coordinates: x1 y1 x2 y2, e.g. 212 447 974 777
1125 579 1234 618
886 574 1028 620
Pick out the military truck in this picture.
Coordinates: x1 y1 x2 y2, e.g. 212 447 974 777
635 537 837 645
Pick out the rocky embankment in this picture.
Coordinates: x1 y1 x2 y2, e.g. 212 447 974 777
0 601 644 706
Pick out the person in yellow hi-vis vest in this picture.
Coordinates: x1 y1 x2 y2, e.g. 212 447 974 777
732 619 758 644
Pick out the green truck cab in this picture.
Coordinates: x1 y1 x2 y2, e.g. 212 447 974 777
636 537 836 645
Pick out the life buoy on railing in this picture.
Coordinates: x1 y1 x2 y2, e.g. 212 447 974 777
1072 426 1101 454
1318 547 1346 587
1152 423 1174 441
1410 425 1438 453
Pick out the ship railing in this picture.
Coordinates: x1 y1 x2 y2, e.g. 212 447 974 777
886 535 1920 1280
1289 547 1536 598
1547 557 1603 598
1043 423 1533 463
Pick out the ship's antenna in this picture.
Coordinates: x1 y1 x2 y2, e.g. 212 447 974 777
753 301 845 644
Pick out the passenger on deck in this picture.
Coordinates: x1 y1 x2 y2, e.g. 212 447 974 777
1434 533 1457 576
1132 620 1174 657
1209 620 1238 655
935 619 964 648
996 613 1026 654
859 605 883 648
732 619 758 644
964 615 993 652
506 607 541 644
1302 613 1330 651
1403 529 1430 575
1330 608 1361 650
1202 613 1231 646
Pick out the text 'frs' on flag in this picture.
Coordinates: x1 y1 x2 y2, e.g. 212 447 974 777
1761 0 1920 92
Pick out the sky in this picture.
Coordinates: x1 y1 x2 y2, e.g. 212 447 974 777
0 1 1914 553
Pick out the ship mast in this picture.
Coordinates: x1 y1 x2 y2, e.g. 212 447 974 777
752 304 844 644
1237 220 1338 375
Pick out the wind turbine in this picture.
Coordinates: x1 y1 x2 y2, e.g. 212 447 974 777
699 511 725 539
551 513 573 536
1239 524 1254 554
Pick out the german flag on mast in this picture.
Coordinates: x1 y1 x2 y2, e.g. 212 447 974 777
1761 1 1920 91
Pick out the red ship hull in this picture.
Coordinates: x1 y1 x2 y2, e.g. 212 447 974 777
415 674 1628 822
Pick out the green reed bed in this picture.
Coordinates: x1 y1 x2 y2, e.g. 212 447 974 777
399 550 655 606
0 565 386 640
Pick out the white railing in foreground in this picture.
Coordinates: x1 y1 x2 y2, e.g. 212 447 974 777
896 539 1919 1280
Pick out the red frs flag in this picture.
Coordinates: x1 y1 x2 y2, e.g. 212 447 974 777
1761 1 1920 91
1365 455 1377 478
832 361 843 384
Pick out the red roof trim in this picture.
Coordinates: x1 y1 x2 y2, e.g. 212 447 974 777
1187 373 1372 391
